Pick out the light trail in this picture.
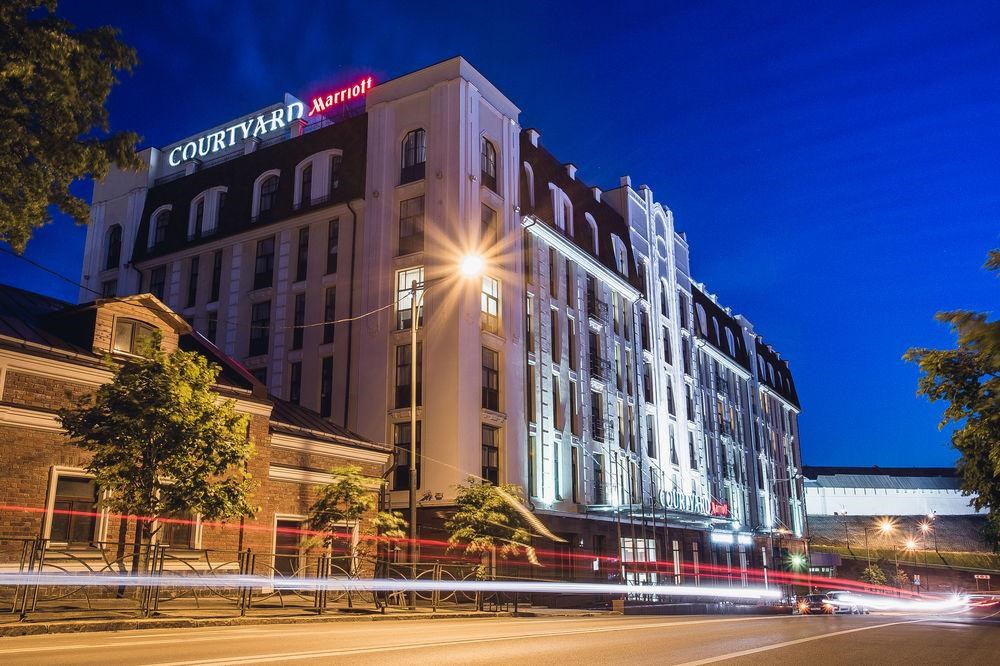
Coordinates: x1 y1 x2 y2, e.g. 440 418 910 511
0 572 780 601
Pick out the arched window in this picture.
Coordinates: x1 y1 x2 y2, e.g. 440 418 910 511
400 128 426 184
258 175 279 217
726 328 736 357
585 213 599 254
150 209 170 248
480 137 497 192
659 279 669 317
522 161 535 208
300 163 312 207
105 224 122 271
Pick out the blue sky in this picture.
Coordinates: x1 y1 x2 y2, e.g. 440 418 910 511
2 0 997 467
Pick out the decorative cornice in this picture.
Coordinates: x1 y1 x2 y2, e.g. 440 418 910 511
270 432 390 464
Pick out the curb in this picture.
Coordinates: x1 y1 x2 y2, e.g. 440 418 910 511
0 610 511 638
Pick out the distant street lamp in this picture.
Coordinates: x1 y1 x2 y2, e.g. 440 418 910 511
405 254 484 609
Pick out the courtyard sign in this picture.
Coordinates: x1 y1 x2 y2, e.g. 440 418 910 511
657 489 709 515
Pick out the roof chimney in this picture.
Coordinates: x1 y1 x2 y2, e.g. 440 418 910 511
591 186 602 202
564 163 577 180
526 128 540 147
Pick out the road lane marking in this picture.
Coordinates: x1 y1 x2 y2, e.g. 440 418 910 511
673 619 929 665
150 616 795 665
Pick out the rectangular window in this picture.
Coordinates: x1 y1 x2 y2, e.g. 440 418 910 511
663 328 673 365
160 511 194 548
569 379 580 435
254 237 275 290
396 267 424 330
192 199 204 239
323 287 336 344
250 367 267 385
296 226 309 282
320 356 333 418
647 415 657 458
50 476 97 544
551 374 562 430
524 234 534 284
481 276 500 334
101 279 117 298
593 454 605 504
689 433 698 469
210 250 222 302
679 293 689 329
481 425 499 485
527 366 537 423
206 312 218 344
292 293 305 350
643 362 654 403
394 342 423 408
615 343 623 391
482 347 499 411
550 310 561 364
682 337 691 375
565 260 574 309
617 399 625 448
398 196 425 255
393 421 421 490
289 361 302 405
481 204 497 249
148 266 166 301
186 256 199 308
330 155 342 192
549 248 558 298
249 301 270 356
568 318 578 370
685 383 695 421
571 446 580 503
667 376 676 415
591 390 605 442
274 518 304 577
525 295 535 354
326 219 339 275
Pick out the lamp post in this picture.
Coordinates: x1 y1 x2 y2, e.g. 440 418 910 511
405 255 484 609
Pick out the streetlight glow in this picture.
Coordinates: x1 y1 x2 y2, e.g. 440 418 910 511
878 519 894 535
459 254 485 277
919 521 931 534
904 538 918 551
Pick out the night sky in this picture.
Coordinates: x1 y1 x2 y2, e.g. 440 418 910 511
2 1 997 468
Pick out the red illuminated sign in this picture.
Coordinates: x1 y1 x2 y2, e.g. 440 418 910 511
308 76 374 117
709 500 729 517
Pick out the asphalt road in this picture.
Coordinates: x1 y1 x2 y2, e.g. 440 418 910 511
0 606 997 665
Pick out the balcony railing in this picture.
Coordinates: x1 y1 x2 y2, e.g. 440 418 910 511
586 294 609 324
589 356 612 381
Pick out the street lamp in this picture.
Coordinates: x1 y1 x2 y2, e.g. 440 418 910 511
405 254 484 609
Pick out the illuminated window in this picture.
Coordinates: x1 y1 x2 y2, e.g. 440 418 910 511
400 128 426 184
398 196 424 255
481 276 500 334
104 225 122 270
113 318 156 356
395 266 424 330
480 137 497 192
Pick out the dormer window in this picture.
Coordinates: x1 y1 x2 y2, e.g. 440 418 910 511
188 188 226 240
330 155 342 192
401 128 426 184
113 318 157 356
611 235 628 276
300 164 312 207
150 209 170 248
104 225 122 271
192 199 204 238
480 137 497 192
258 175 279 217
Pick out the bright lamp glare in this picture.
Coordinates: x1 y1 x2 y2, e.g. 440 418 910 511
460 254 485 277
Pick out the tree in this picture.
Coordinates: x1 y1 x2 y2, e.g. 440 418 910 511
308 465 406 566
1 1 140 252
904 249 1000 550
445 480 538 580
860 564 887 587
58 334 255 568
893 567 910 590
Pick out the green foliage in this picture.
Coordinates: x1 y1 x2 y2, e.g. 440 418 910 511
904 249 1000 551
307 465 404 558
58 333 255 542
893 567 909 589
860 564 887 587
445 480 536 576
0 1 140 251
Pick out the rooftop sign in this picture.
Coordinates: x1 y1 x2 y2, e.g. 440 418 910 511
308 76 374 117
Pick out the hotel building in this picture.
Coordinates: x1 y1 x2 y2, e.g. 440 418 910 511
80 57 806 582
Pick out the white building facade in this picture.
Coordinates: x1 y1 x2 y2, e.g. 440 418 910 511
81 57 807 583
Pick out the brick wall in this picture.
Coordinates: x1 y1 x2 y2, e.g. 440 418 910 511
1 371 94 412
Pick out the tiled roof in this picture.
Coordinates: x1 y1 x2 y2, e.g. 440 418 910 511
269 396 389 453
0 284 88 354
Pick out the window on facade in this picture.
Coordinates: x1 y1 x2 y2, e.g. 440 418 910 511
643 362 654 403
289 361 302 405
615 343 623 390
216 191 227 229
667 376 676 415
679 293 689 329
210 250 223 302
681 337 691 375
685 383 694 421
565 259 574 308
258 175 279 218
550 310 561 364
525 295 535 354
393 421 421 490
326 219 339 274
101 279 117 298
300 163 312 207
481 204 497 249
481 276 500 334
160 511 194 548
206 312 218 344
50 476 98 544
549 248 558 297
296 227 309 282
400 128 426 184
398 196 424 255
571 446 580 503
254 237 275 290
394 342 423 409
552 373 562 429
105 225 122 270
617 399 625 448
152 210 170 247
249 301 270 356
396 266 424 330
274 518 305 577
320 356 333 418
186 256 199 308
251 366 268 387
663 328 673 365
480 137 497 192
113 318 156 356
568 318 578 370
291 293 305 350
323 287 336 344
527 366 537 423
482 347 500 411
591 391 606 442
570 379 580 434
192 199 205 239
481 425 499 485
330 155 342 192
688 433 698 468
641 311 651 351
593 454 606 504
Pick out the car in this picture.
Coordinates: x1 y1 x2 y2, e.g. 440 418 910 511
826 590 871 614
798 593 834 614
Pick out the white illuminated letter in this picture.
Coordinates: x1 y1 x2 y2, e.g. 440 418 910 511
252 115 268 138
210 130 226 153
181 142 197 161
268 108 285 131
287 101 304 121
196 135 211 157
168 146 182 166
238 119 253 140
